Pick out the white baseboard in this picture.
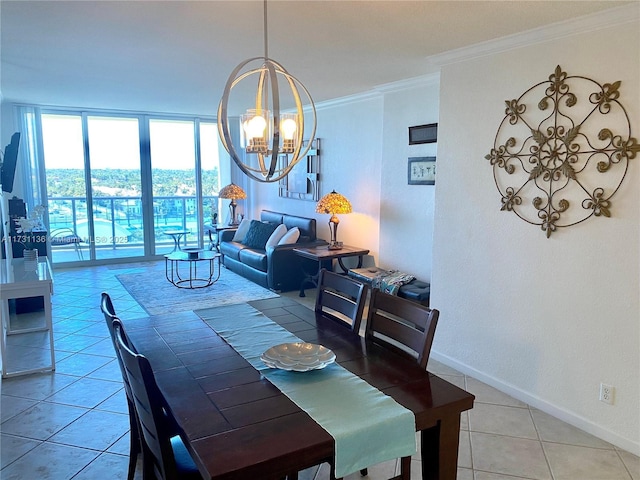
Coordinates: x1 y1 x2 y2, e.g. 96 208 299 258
429 350 640 457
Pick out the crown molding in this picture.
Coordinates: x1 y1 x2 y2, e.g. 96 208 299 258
373 72 440 94
313 72 440 112
311 4 638 111
312 90 382 112
427 3 640 67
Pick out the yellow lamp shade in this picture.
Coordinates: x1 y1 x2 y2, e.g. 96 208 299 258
316 190 352 215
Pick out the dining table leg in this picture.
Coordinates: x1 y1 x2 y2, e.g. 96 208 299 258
420 413 462 479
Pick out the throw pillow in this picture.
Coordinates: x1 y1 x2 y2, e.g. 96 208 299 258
278 226 300 245
242 220 279 250
232 218 252 242
265 224 288 249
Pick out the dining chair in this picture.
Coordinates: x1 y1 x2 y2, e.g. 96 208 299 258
365 288 439 370
314 268 368 333
113 318 203 480
359 289 440 480
100 292 141 480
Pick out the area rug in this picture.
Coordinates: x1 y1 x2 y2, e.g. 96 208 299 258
116 262 278 315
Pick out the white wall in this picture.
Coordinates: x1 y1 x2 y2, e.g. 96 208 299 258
379 78 439 280
253 77 441 278
253 96 385 268
432 21 639 454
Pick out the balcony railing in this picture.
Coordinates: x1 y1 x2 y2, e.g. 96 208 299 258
48 195 219 259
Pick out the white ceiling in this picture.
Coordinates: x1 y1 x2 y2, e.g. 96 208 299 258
1 0 634 116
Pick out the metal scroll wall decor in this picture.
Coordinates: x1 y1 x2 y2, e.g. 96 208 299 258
485 65 639 238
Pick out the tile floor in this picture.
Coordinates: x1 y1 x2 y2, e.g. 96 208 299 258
1 261 638 480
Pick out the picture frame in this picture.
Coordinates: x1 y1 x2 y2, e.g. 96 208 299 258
408 123 438 145
278 138 320 201
408 157 436 185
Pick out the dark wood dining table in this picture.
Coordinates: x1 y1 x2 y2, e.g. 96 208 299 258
122 296 474 480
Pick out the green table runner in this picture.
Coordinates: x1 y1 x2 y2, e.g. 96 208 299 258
197 304 416 477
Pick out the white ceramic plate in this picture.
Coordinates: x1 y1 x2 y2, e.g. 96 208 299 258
261 342 336 372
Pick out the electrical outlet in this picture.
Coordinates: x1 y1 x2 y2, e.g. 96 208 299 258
599 383 614 405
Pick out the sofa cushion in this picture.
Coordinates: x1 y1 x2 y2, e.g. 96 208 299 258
232 218 251 241
242 220 279 249
219 241 245 261
265 224 288 249
283 215 315 242
238 248 268 272
260 211 284 225
278 226 300 245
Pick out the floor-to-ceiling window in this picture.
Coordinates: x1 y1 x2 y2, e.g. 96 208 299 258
87 115 144 261
41 113 90 264
38 109 221 265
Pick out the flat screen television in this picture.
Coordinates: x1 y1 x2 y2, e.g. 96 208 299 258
1 132 20 193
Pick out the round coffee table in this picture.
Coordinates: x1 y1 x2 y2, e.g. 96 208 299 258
164 250 221 289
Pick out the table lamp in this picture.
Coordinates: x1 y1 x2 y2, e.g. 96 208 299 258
218 183 247 225
316 190 352 250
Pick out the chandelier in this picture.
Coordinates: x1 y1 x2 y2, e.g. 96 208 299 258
217 0 317 183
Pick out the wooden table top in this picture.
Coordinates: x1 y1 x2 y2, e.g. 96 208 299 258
122 297 474 480
293 244 370 261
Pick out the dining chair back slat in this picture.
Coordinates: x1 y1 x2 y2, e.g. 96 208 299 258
100 293 136 394
114 318 202 480
315 269 368 332
100 292 140 480
365 289 439 370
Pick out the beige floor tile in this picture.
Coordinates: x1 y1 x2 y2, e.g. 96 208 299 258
0 441 100 480
44 376 122 408
1 401 87 440
106 431 132 456
0 394 38 422
71 452 131 480
0 371 79 400
543 442 632 480
465 378 528 408
459 430 472 469
471 432 552 479
54 352 113 377
530 408 614 449
0 433 41 468
617 449 640 480
461 410 469 430
469 403 538 439
457 467 474 480
48 409 129 450
427 358 464 376
475 472 540 479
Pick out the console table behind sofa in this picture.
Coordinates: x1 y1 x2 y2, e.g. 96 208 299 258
219 210 328 292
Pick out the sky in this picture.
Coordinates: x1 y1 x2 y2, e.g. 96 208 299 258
41 114 219 171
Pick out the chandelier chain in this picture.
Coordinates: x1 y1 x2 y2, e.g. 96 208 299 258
263 0 269 59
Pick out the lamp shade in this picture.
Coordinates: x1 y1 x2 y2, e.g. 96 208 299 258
218 183 247 200
316 190 352 215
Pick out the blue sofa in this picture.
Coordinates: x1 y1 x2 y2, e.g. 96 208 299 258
219 210 327 292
